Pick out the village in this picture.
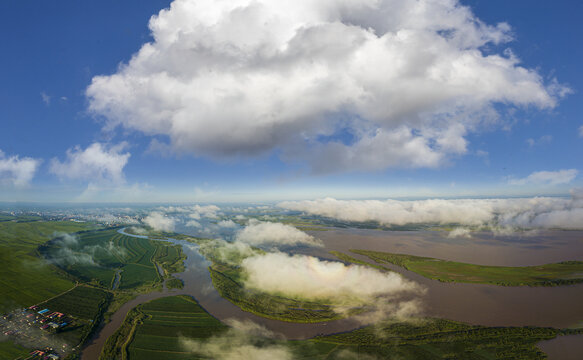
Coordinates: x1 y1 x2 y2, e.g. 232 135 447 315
1 305 77 360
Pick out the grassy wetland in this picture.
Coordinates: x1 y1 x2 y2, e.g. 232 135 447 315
338 249 583 287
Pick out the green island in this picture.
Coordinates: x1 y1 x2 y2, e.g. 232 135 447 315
0 219 187 360
189 237 345 323
337 249 583 287
102 295 582 360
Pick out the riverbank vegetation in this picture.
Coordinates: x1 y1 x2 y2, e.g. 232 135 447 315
305 318 582 359
103 295 583 359
341 249 583 286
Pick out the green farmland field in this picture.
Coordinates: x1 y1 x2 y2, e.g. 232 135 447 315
37 285 111 348
101 296 226 360
347 249 583 286
0 220 98 313
40 229 185 290
0 341 29 360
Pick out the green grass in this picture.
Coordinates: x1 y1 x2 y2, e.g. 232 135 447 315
0 341 29 360
101 296 226 360
39 285 111 320
0 220 98 313
40 229 185 291
348 249 583 286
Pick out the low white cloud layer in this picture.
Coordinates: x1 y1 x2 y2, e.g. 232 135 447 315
241 252 420 305
47 232 127 266
50 142 130 183
185 220 201 228
191 204 220 219
143 211 176 231
509 169 578 186
217 219 238 228
0 150 40 187
579 125 583 137
279 194 583 230
87 0 565 173
236 220 322 248
181 320 292 360
448 227 472 238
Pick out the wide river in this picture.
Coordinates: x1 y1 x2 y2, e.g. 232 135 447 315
81 228 583 359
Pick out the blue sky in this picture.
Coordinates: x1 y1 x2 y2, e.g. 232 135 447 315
0 0 581 202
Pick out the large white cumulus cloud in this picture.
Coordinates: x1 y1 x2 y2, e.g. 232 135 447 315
143 211 176 231
0 150 40 187
279 194 583 229
86 0 565 173
50 142 130 183
241 252 420 303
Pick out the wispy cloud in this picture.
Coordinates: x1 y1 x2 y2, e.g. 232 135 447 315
87 0 566 173
40 91 51 105
509 169 578 186
526 135 552 147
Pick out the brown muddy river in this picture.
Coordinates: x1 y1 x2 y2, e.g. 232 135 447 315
82 228 583 359
306 229 583 328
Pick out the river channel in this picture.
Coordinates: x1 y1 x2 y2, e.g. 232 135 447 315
81 227 583 359
81 229 362 360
